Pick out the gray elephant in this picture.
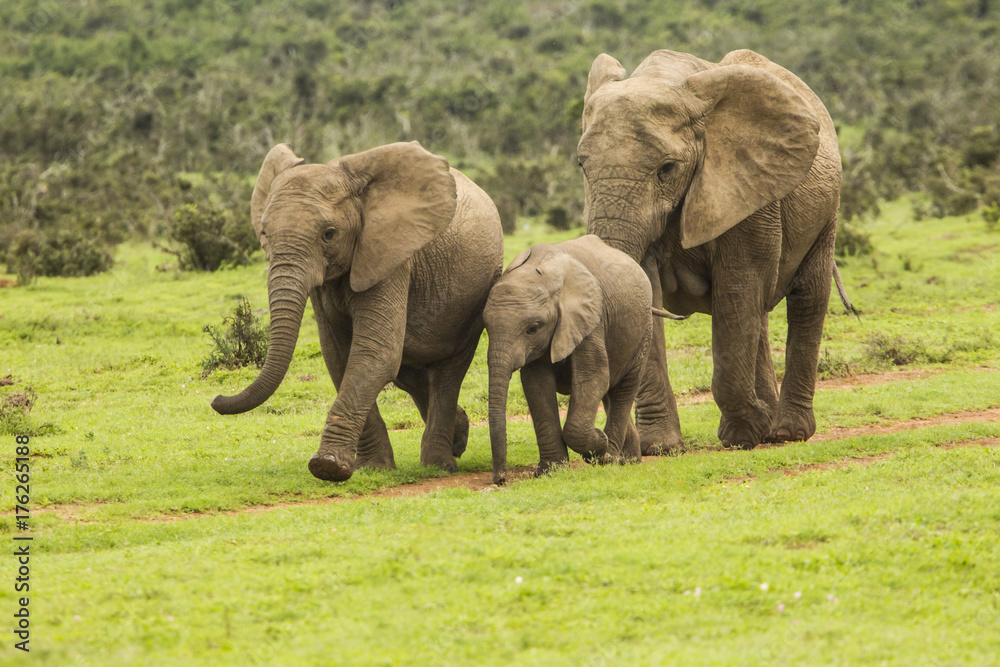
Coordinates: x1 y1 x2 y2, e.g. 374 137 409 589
485 235 666 485
578 48 845 452
211 141 503 481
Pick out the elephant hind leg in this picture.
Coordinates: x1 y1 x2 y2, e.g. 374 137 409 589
395 364 470 459
767 221 836 443
416 341 480 472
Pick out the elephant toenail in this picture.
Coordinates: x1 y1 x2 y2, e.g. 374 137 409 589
308 453 353 482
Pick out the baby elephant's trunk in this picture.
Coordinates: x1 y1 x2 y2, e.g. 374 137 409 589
487 352 513 485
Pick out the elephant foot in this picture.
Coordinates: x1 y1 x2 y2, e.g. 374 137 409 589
566 428 608 464
638 418 685 456
765 406 816 444
420 447 458 473
534 458 569 477
354 447 397 471
451 406 470 459
718 409 771 450
308 453 354 482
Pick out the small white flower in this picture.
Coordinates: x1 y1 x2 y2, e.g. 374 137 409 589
760 582 769 592
693 587 701 597
794 591 802 599
515 576 523 584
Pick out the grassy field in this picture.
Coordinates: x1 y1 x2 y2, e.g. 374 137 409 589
1 199 999 665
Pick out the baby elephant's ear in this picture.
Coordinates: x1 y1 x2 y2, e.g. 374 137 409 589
549 254 603 363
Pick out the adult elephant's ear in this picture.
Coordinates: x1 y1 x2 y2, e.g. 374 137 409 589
679 65 820 249
340 142 457 293
583 54 626 132
252 144 304 251
548 254 603 363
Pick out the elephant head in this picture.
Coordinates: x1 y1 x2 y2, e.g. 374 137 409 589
578 52 821 260
483 243 603 483
211 141 457 416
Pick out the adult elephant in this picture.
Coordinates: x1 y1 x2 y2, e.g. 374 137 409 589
211 142 503 481
578 49 844 451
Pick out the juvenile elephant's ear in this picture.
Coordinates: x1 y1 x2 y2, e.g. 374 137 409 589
339 142 457 292
504 247 532 274
252 144 304 251
548 254 603 363
678 65 821 249
583 54 626 132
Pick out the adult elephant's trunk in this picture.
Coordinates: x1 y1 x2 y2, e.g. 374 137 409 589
211 266 310 415
488 350 514 486
584 174 658 263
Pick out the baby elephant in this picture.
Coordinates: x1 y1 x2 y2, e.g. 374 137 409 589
485 235 667 484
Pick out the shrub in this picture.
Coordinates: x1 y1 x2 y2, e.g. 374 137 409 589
545 206 572 231
865 333 919 366
202 298 269 375
816 348 855 379
835 218 874 257
166 203 258 272
5 228 114 284
0 378 37 436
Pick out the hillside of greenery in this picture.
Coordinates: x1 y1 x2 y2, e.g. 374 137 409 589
2 0 1000 274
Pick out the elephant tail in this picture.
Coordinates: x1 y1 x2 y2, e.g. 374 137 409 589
651 307 688 321
833 263 861 321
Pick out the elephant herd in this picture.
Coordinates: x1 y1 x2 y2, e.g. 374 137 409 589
211 49 850 486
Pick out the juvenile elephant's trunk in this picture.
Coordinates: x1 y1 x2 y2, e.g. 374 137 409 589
211 267 309 415
488 352 514 486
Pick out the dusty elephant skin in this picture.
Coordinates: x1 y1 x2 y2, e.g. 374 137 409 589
211 141 503 481
484 235 654 485
579 48 842 452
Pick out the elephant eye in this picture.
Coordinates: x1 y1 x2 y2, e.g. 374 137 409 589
322 227 336 242
526 323 541 335
657 161 677 181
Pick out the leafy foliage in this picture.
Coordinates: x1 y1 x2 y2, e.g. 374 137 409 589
201 298 270 375
5 227 114 283
4 0 999 250
165 202 257 271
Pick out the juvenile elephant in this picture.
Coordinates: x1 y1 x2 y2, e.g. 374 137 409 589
211 142 503 481
484 235 663 485
578 49 845 452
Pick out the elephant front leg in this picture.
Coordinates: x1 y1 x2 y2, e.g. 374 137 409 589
636 255 684 455
313 303 395 474
562 337 610 463
520 360 569 476
309 285 408 482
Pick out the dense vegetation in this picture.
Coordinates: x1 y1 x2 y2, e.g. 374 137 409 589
2 0 1000 275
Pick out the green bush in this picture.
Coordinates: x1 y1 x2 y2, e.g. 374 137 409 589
835 218 874 258
545 206 572 231
202 298 269 375
865 333 919 367
5 228 114 284
166 203 258 272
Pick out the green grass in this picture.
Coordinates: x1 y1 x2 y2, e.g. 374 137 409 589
1 199 999 664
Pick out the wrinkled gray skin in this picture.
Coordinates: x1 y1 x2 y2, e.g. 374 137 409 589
485 235 653 485
212 142 503 481
579 49 841 451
